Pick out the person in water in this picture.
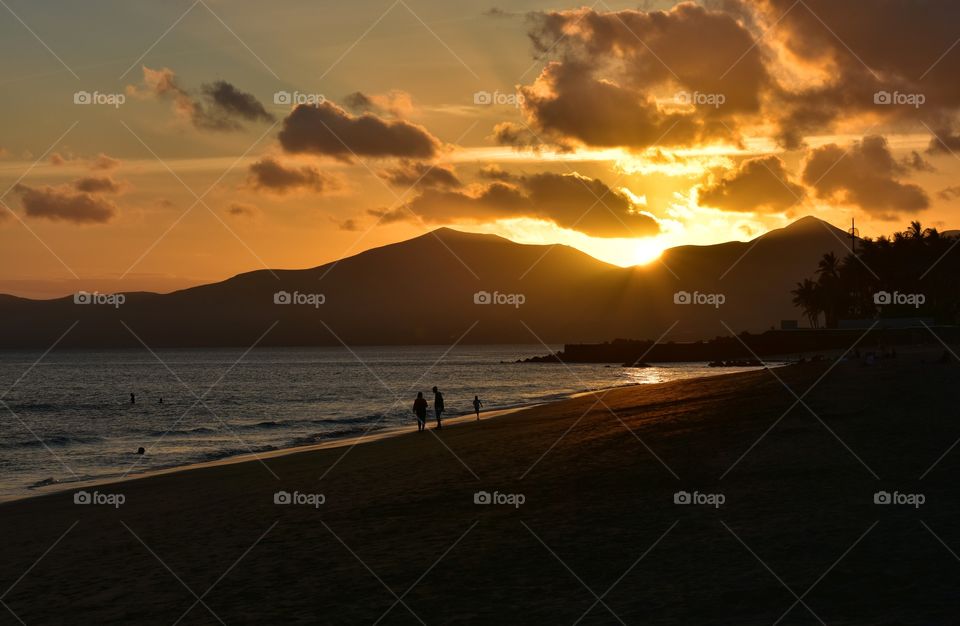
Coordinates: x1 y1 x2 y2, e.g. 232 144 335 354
412 392 428 432
432 386 445 429
472 395 483 420
130 393 135 404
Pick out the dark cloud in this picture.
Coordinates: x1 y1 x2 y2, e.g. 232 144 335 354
374 171 659 238
938 186 960 201
379 161 461 189
337 218 360 231
343 92 376 113
802 135 929 219
507 61 737 151
502 4 769 150
227 202 258 218
699 155 804 212
341 90 412 117
201 80 274 124
493 122 550 151
926 129 960 155
74 176 122 194
901 150 935 172
278 101 440 160
13 183 117 224
478 164 513 181
247 157 338 194
128 67 273 132
483 7 519 18
508 3 960 151
752 0 960 147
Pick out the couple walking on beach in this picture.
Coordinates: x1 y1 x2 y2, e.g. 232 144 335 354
413 387 444 431
412 388 484 431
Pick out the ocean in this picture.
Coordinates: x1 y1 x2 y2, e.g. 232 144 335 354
0 346 778 501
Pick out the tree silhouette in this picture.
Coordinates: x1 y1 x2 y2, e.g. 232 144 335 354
791 221 960 327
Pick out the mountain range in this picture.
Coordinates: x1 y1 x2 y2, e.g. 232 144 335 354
0 216 854 348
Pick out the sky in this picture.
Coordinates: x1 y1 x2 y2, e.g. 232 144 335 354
1 0 959 298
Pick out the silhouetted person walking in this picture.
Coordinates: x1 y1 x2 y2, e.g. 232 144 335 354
413 392 428 432
432 386 444 429
473 395 483 420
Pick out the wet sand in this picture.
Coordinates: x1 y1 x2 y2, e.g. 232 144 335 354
1 353 959 624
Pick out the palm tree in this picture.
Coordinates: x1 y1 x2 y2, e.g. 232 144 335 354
816 251 841 279
906 220 926 240
815 252 843 327
791 279 822 328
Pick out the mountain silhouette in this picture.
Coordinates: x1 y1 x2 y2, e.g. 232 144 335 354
0 217 855 348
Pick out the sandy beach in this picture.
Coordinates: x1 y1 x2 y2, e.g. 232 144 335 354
2 353 959 624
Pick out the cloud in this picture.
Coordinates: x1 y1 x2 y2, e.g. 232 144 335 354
73 176 123 194
505 60 735 151
342 90 413 117
277 101 440 160
336 218 360 231
483 7 519 18
227 202 259 218
374 171 659 238
750 0 960 147
247 157 338 194
127 67 273 132
926 129 960 155
506 3 960 151
13 183 117 224
49 152 123 170
379 161 461 189
802 135 929 219
938 186 960 201
699 156 804 212
478 164 513 181
901 150 935 172
201 80 274 124
90 153 122 170
502 4 769 150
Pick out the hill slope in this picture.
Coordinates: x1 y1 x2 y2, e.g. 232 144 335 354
0 218 853 348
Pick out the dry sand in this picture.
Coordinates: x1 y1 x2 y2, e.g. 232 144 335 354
2 353 959 624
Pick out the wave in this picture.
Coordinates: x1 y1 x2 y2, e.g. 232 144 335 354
311 413 385 426
147 426 218 437
1 434 104 449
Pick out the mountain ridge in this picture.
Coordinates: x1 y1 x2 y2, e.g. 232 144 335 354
0 216 863 347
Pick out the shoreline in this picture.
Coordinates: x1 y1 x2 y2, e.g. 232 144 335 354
4 361 789 505
3 352 957 623
4 403 540 505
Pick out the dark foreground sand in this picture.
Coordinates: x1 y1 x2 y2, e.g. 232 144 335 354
2 354 960 625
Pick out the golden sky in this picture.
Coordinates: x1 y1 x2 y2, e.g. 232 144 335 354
2 0 959 298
